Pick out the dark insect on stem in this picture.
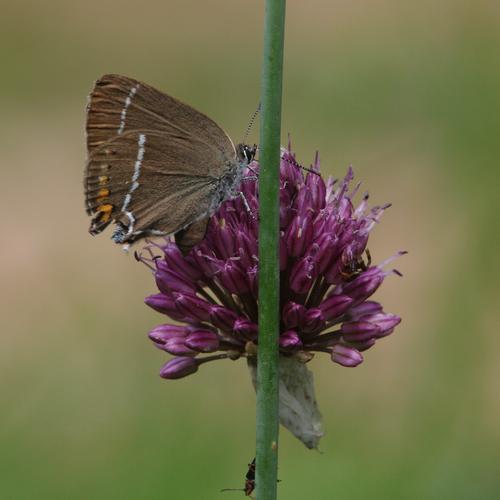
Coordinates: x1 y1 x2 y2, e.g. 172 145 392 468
221 458 256 497
340 249 372 282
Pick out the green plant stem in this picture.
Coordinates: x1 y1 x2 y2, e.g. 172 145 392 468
256 1 286 499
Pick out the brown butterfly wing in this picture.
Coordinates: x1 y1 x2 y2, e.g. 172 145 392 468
85 130 235 243
86 74 235 158
174 217 210 255
85 74 238 245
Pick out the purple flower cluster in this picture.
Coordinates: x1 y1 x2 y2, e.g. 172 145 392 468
140 148 404 379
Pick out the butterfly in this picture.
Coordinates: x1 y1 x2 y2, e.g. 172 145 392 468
84 74 256 252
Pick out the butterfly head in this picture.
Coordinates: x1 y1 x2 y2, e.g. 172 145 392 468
236 143 257 165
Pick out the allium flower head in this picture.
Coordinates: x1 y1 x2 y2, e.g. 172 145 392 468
139 147 404 381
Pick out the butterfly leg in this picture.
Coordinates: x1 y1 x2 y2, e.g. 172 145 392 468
239 192 257 220
246 164 259 177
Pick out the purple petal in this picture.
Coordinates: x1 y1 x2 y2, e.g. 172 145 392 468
280 151 304 187
155 267 198 294
174 293 211 322
305 169 326 212
331 344 363 367
144 294 186 321
319 294 353 321
209 305 238 332
341 321 381 342
289 256 317 294
280 189 293 228
235 230 257 268
246 265 258 296
217 260 250 294
285 214 314 258
213 219 235 259
191 249 218 278
362 313 401 337
279 330 302 349
301 308 326 334
313 233 340 273
282 301 306 329
185 330 220 352
160 357 199 379
293 185 313 214
162 243 203 281
162 337 197 356
341 267 385 303
347 301 383 320
233 318 258 341
348 338 377 352
148 324 187 345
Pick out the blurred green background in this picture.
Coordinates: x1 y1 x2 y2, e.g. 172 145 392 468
1 1 499 498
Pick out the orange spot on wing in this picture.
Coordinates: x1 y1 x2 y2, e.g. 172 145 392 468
97 203 113 223
100 212 112 223
98 203 113 212
96 188 110 203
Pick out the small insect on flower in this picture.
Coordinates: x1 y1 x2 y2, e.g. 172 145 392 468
340 249 372 282
221 458 256 497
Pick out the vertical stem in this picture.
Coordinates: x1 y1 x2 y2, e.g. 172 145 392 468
256 1 286 499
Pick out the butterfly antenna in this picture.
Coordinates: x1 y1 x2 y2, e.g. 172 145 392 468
242 102 261 145
282 154 321 176
221 488 245 493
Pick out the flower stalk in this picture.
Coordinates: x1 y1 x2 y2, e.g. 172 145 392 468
256 0 286 498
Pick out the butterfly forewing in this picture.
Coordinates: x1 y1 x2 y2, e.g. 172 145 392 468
85 74 241 245
86 74 235 157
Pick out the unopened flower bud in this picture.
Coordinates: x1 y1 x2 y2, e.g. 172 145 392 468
160 357 198 379
331 344 363 367
347 301 383 320
302 308 326 334
319 294 353 321
282 301 306 329
162 337 197 356
217 260 250 294
289 256 317 294
155 267 197 294
286 215 314 258
174 293 211 322
185 330 220 352
162 243 202 281
280 330 302 349
233 319 258 341
209 305 238 332
342 267 385 303
341 321 381 342
145 294 185 321
148 324 187 345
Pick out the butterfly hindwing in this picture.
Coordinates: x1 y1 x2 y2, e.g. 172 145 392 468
85 130 227 243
